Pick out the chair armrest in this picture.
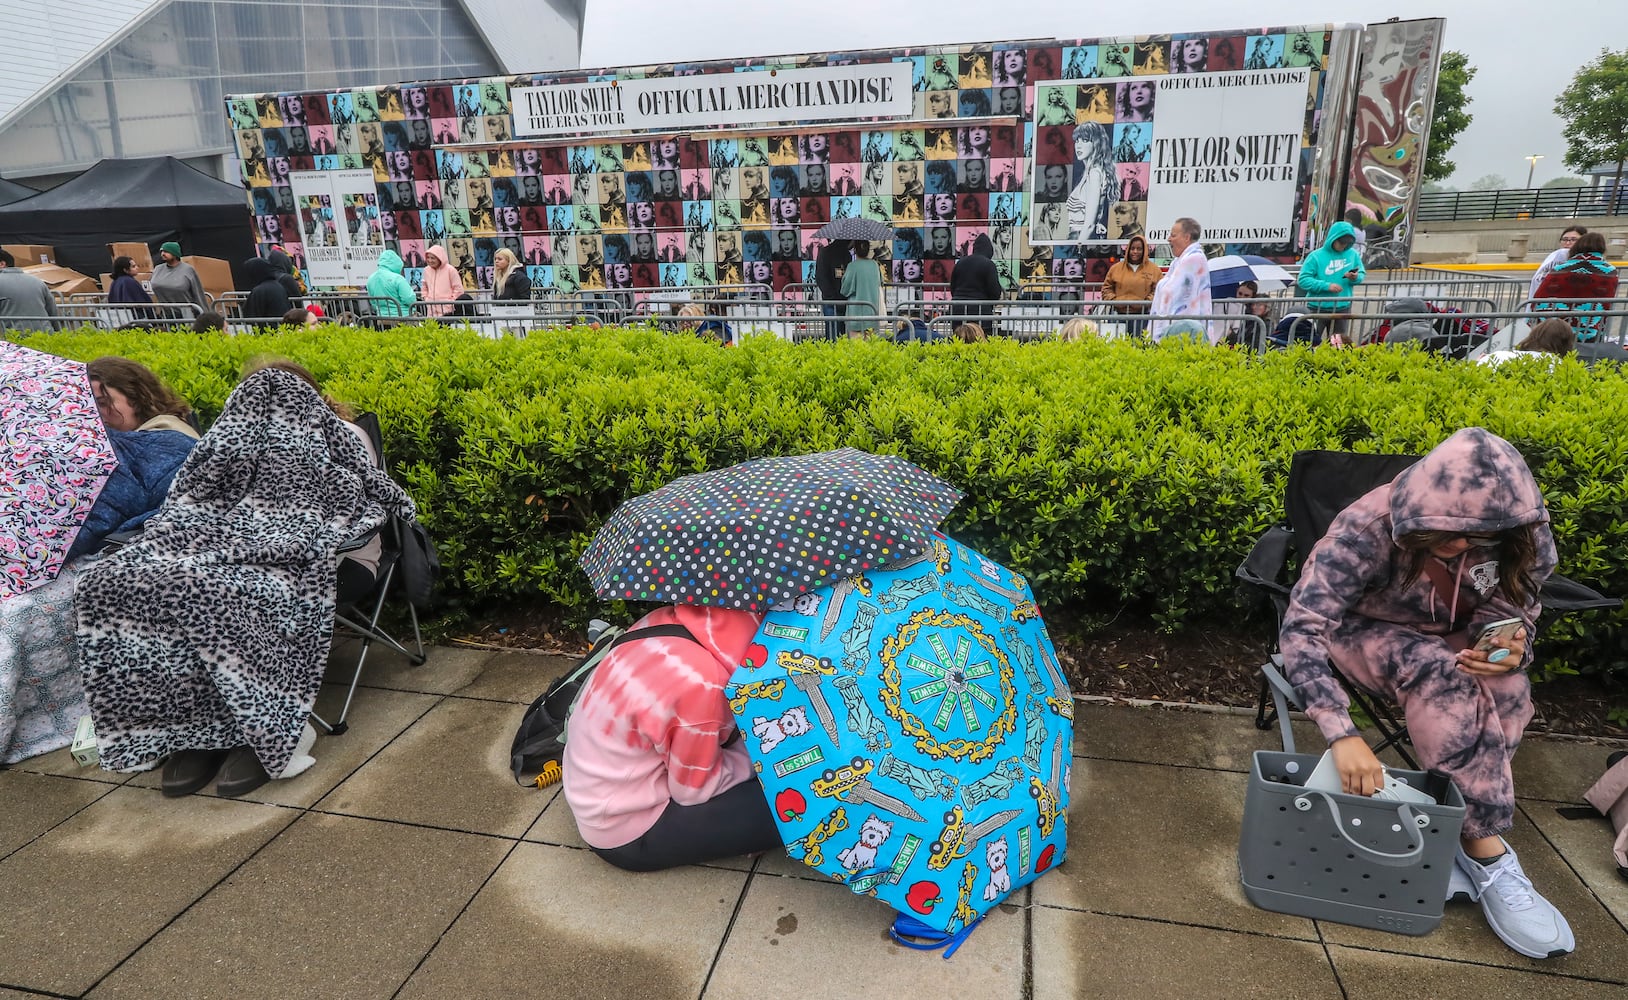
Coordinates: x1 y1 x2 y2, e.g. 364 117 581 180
1235 525 1295 598
337 524 383 555
1540 573 1622 614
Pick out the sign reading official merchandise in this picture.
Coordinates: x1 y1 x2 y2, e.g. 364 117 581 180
512 63 916 138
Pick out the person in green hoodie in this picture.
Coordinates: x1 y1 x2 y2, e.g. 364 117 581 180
1295 221 1366 341
365 249 417 318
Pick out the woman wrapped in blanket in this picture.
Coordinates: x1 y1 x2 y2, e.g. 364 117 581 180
1279 428 1572 959
75 359 411 798
1 359 198 764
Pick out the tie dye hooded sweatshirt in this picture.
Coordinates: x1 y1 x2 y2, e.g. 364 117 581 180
563 604 761 850
1279 428 1558 744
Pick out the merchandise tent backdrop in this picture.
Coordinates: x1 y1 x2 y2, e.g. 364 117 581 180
0 177 37 207
0 157 254 282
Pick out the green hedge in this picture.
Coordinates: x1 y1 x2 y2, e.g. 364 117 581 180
15 325 1628 681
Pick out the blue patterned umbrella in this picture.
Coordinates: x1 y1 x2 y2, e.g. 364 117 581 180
728 534 1073 934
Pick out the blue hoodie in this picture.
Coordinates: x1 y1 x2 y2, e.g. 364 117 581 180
1296 221 1366 312
366 249 418 317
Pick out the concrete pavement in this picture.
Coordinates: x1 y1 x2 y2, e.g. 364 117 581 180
0 641 1624 999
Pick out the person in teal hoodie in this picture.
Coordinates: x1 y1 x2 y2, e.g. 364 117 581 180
365 249 418 318
1295 221 1366 341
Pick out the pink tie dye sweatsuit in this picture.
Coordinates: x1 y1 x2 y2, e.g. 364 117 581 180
1279 428 1557 839
562 604 761 850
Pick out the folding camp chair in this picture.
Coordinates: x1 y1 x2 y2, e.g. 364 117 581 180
1235 449 1619 768
312 412 433 735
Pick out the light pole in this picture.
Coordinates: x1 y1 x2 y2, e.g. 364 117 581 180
1525 154 1544 188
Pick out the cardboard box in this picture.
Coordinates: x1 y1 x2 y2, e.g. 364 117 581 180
183 255 234 304
3 243 54 266
107 241 153 271
22 263 99 296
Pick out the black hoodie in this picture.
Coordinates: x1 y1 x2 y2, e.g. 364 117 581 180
950 234 1002 311
243 256 291 319
266 248 303 299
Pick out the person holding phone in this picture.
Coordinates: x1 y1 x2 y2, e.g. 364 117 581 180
1294 220 1365 342
1278 428 1572 960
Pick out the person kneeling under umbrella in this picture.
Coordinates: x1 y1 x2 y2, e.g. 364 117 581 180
563 605 783 872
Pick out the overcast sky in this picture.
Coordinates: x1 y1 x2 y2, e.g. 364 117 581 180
579 0 1628 188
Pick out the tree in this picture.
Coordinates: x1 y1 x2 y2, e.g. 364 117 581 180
1555 48 1628 197
1425 51 1475 183
1421 180 1455 194
1468 173 1508 191
1541 176 1587 188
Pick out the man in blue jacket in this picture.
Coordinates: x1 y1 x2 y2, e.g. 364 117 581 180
1295 221 1366 343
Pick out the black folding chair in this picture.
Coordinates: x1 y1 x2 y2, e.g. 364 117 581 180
312 412 433 736
1235 449 1619 767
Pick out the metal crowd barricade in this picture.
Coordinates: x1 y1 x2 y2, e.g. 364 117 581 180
1013 280 1105 302
294 293 406 321
49 299 203 329
1266 296 1500 331
1513 297 1628 345
1355 276 1525 314
646 309 905 345
1276 309 1628 358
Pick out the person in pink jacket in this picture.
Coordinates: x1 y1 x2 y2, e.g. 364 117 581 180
563 604 782 871
420 244 465 317
1279 427 1572 960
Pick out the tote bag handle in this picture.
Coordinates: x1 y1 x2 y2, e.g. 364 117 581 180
1293 791 1431 868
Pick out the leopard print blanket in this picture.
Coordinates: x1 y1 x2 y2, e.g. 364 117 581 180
75 368 415 777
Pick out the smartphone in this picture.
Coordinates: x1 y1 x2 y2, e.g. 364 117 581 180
1474 617 1524 662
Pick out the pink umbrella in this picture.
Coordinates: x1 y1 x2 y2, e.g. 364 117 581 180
0 342 119 599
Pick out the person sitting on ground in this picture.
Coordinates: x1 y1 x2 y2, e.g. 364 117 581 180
1055 317 1097 342
894 304 937 343
1295 220 1365 340
1477 318 1578 367
953 322 986 343
1278 427 1573 960
1531 231 1619 341
1222 280 1274 348
192 310 225 333
281 307 322 328
242 256 292 319
1 358 198 765
563 605 783 871
75 363 411 799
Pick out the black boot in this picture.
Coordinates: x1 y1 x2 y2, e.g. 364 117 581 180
161 749 230 797
215 746 271 798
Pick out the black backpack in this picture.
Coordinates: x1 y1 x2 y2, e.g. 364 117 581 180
509 621 695 788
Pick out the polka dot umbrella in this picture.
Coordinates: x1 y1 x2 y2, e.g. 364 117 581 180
580 448 962 612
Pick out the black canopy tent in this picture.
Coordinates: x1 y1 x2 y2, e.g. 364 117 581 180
0 176 36 206
0 157 253 282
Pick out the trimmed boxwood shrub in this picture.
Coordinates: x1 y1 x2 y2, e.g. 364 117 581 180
14 325 1628 681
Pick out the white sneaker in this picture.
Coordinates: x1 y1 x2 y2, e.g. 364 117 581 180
1455 846 1575 959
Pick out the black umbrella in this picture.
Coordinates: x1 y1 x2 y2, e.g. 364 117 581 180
580 448 961 611
815 218 894 242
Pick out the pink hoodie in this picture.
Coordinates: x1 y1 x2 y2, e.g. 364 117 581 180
1279 428 1558 742
562 605 762 849
421 245 464 316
